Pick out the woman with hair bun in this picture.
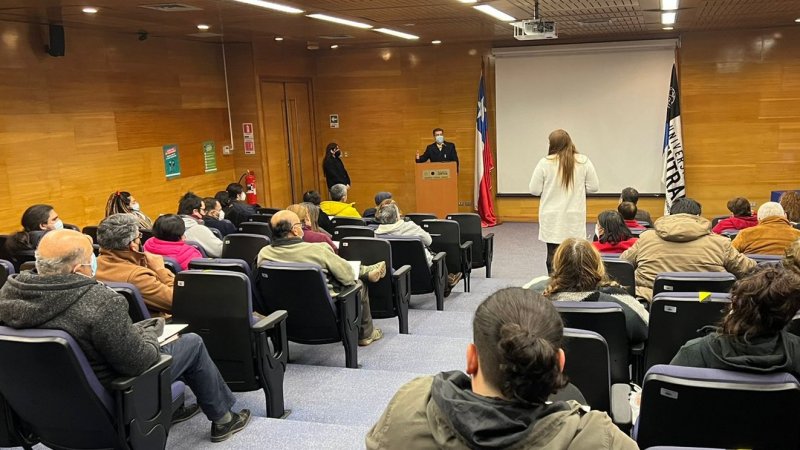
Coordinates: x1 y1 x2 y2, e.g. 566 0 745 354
366 287 637 450
105 191 153 230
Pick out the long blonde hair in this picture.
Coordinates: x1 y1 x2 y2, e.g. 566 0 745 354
548 129 578 190
287 203 309 226
543 238 617 296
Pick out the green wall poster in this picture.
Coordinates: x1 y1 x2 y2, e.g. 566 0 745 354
163 144 181 179
203 140 217 173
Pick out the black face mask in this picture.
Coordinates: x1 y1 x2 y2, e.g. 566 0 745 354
334 150 341 158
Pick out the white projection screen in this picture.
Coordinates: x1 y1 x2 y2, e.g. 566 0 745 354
494 40 676 195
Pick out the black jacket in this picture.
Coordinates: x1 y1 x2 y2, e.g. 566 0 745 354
417 141 459 172
203 216 237 237
224 201 257 227
323 155 350 189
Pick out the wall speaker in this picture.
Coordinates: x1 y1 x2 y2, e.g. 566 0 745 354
47 24 65 57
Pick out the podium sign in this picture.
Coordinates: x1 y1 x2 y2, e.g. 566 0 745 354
415 162 458 219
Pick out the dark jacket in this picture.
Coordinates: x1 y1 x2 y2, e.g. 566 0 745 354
671 330 800 378
224 201 257 227
417 141 459 172
203 216 237 237
0 272 160 387
634 209 653 227
323 155 350 189
366 371 637 449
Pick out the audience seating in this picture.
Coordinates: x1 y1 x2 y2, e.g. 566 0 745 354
332 225 374 241
184 240 208 257
238 222 272 238
652 272 735 296
634 365 800 449
0 392 36 449
106 282 151 323
0 326 177 450
644 292 730 375
255 261 361 369
384 236 447 311
785 312 800 337
446 213 494 278
720 230 738 240
81 225 98 243
249 213 273 224
62 223 80 232
188 258 250 276
562 328 632 431
330 217 365 228
422 219 472 292
172 270 289 418
795 223 800 231
339 237 411 334
161 256 182 275
0 260 14 289
710 215 728 228
747 253 782 265
222 233 270 268
403 213 436 226
19 261 35 272
630 228 646 237
555 301 635 384
601 256 636 297
636 220 652 228
208 227 223 239
256 207 281 215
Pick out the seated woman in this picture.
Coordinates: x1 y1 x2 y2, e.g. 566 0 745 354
223 183 257 227
302 190 335 235
712 197 758 234
142 214 202 270
593 210 637 254
366 287 637 449
287 203 337 253
301 202 331 237
671 265 800 376
533 238 648 344
105 191 153 230
3 204 63 268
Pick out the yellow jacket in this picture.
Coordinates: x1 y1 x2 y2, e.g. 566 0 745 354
320 200 361 218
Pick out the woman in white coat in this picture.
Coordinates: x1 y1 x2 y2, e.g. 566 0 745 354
529 129 599 274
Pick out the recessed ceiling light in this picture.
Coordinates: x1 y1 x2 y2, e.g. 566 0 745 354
307 13 372 29
662 26 674 30
82 6 98 14
330 44 339 49
432 40 442 45
374 28 419 40
459 0 478 3
474 4 516 22
661 11 676 25
233 0 304 14
660 0 679 10
274 36 284 41
197 24 210 30
795 18 800 23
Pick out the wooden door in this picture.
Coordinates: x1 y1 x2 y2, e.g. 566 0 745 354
260 81 292 208
285 82 317 202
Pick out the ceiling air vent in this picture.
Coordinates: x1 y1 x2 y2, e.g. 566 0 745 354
317 35 355 40
139 3 203 12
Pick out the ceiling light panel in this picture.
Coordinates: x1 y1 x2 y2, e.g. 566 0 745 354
307 13 373 29
474 4 516 22
233 0 304 14
660 0 679 10
374 28 419 40
661 11 676 24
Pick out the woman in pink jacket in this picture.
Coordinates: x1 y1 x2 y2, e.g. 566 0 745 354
142 214 202 270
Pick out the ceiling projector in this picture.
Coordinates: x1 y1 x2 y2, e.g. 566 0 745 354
512 20 557 40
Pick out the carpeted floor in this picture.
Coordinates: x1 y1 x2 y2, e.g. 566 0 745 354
3 222 555 450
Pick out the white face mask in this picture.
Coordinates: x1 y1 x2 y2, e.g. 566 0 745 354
218 210 225 221
53 219 64 230
435 135 444 144
238 193 246 202
594 223 602 238
130 202 140 212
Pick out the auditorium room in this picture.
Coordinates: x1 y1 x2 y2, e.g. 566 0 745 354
1 0 799 448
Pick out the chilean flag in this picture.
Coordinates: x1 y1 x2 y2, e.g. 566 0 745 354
475 68 497 227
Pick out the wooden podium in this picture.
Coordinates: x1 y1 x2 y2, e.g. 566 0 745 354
415 162 458 219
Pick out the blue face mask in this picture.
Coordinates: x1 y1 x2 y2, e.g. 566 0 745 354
435 135 444 144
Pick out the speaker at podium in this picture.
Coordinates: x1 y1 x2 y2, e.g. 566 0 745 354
415 162 458 219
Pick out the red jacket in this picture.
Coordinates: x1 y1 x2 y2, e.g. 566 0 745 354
593 237 638 254
712 215 758 234
142 237 202 270
624 220 646 230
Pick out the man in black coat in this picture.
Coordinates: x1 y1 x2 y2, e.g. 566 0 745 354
416 128 459 172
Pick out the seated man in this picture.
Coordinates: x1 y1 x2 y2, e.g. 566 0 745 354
303 190 335 235
320 184 361 218
732 202 800 255
617 201 646 230
620 198 756 301
621 187 653 227
95 214 175 315
0 230 250 442
363 191 392 221
177 192 223 257
374 200 462 295
257 210 384 346
203 197 237 237
224 183 258 227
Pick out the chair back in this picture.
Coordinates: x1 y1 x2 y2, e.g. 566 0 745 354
446 213 485 266
333 225 374 241
172 270 261 391
106 282 151 322
644 292 730 372
404 213 437 226
209 227 223 239
747 254 783 265
249 213 273 224
710 215 728 228
384 236 433 294
331 217 365 227
257 207 281 215
254 262 341 344
238 222 272 238
652 272 735 296
140 229 153 245
339 237 394 317
81 225 98 243
0 327 126 448
555 301 630 384
188 258 251 276
0 260 14 289
635 365 800 449
601 257 636 296
787 312 800 337
422 219 465 275
222 233 270 268
162 256 182 275
562 328 612 412
185 240 208 257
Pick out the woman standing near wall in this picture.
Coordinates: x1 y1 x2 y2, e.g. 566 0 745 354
322 142 350 191
529 129 599 274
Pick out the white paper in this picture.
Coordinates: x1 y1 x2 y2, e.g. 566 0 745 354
347 261 360 282
158 323 188 345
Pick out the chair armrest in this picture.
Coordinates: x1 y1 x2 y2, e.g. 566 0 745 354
392 264 411 279
335 281 362 323
610 383 632 431
109 354 172 391
483 233 494 257
460 241 473 271
252 310 288 332
392 264 412 303
432 251 446 264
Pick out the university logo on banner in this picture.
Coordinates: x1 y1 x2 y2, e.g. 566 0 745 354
662 64 685 214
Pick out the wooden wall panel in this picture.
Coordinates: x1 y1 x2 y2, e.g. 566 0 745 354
0 23 234 232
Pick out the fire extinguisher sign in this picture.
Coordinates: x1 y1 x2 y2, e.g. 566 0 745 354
242 123 255 155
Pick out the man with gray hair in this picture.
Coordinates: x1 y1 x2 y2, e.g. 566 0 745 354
0 229 252 442
320 183 361 218
95 213 175 314
732 202 800 255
